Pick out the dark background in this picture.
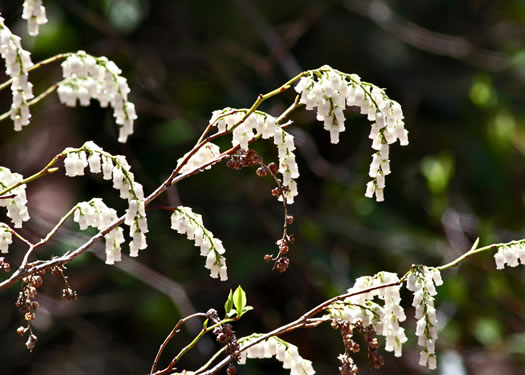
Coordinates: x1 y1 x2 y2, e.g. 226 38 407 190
1 0 525 374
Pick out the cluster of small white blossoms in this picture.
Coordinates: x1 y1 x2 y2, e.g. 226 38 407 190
210 108 299 204
73 198 125 264
171 206 227 281
0 223 12 253
0 167 30 228
239 336 315 375
406 266 443 370
294 65 408 202
22 0 48 36
58 51 137 142
329 272 408 358
176 143 221 175
63 141 148 259
494 241 525 269
0 17 34 131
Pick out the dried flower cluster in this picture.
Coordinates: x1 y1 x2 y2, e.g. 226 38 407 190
22 0 48 36
329 272 407 359
0 167 30 228
15 272 43 351
494 241 525 269
239 335 315 375
406 266 443 370
0 16 34 131
171 206 228 281
58 51 137 142
294 65 408 202
64 141 148 262
211 109 299 204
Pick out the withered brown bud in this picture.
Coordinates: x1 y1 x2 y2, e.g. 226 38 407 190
264 254 272 262
256 167 268 177
268 162 278 175
17 326 26 335
275 257 290 273
51 266 62 277
287 234 295 244
24 312 35 321
280 245 289 254
62 288 78 300
25 334 37 352
286 215 294 224
32 275 43 288
271 187 281 197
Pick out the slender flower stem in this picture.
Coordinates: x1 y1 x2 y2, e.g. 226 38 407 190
0 156 61 197
0 79 66 122
150 312 208 374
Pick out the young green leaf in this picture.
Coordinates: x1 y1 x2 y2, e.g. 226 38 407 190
224 289 233 316
233 285 247 316
203 318 209 330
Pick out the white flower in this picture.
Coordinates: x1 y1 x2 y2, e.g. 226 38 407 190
0 167 30 228
0 18 34 131
0 224 13 253
22 0 48 36
59 51 137 142
295 66 408 202
406 266 443 370
241 336 315 375
171 207 227 281
494 242 525 270
177 143 221 175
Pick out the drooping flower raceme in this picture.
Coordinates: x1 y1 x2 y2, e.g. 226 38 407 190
22 0 48 36
0 167 30 228
493 241 525 269
63 141 148 260
239 335 315 375
210 108 299 204
171 206 228 281
406 266 443 370
58 51 137 142
295 65 408 202
0 223 12 253
73 198 125 265
328 272 408 358
0 17 34 131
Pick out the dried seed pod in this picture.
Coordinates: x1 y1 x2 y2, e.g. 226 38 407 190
275 257 290 273
285 215 294 224
264 254 272 262
256 166 268 177
16 326 26 335
24 312 35 321
268 162 278 175
25 334 37 351
280 245 289 254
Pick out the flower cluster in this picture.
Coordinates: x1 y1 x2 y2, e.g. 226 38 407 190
73 198 125 264
294 65 408 202
176 142 221 175
329 272 407 358
0 223 12 253
171 206 227 281
494 241 525 269
406 266 443 370
0 17 34 131
63 141 148 259
210 109 299 204
22 0 48 36
239 336 315 375
0 167 30 228
58 51 137 142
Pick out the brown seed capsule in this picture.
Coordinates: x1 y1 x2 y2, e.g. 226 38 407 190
264 254 272 262
271 187 281 197
24 312 35 321
280 245 289 254
26 334 37 351
370 337 380 349
268 162 278 175
32 275 43 288
17 326 26 335
275 257 290 273
256 167 268 177
286 215 294 224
